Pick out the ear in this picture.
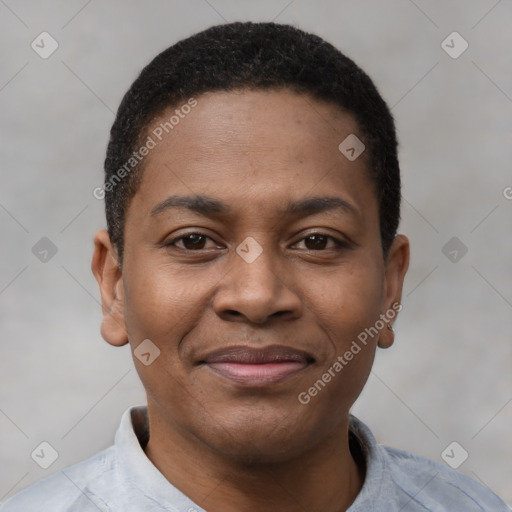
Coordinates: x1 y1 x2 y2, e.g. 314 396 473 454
91 229 128 347
378 234 410 349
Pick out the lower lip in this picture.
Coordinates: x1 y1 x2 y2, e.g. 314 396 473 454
206 362 308 385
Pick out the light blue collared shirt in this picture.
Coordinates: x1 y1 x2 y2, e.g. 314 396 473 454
1 405 509 511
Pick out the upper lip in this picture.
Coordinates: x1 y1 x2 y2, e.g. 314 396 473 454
201 345 315 365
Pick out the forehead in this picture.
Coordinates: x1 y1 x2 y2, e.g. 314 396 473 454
129 89 376 221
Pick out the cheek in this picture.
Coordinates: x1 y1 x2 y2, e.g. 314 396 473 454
121 267 200 412
301 274 381 415
121 263 219 395
297 329 377 434
123 262 212 341
307 261 384 341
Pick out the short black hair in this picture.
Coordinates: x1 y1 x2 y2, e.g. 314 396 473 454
104 21 400 266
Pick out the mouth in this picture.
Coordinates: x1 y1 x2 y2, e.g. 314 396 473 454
200 345 315 386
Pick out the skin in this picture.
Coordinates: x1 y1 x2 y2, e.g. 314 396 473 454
92 89 409 512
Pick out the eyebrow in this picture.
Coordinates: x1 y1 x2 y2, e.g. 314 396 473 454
150 194 358 219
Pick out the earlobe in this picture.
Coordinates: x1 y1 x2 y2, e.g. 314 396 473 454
378 235 410 349
378 319 396 349
91 229 129 347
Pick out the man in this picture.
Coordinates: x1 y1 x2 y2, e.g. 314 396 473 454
2 21 508 511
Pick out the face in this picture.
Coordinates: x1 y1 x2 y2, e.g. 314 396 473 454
93 89 409 464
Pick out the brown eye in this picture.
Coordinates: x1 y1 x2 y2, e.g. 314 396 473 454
181 234 207 249
168 233 213 250
295 234 346 251
304 235 329 250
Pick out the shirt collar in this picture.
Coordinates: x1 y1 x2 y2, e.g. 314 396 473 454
114 405 390 511
114 405 207 511
347 414 395 509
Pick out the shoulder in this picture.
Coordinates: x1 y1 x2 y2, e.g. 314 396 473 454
381 444 510 511
348 415 510 511
0 446 118 512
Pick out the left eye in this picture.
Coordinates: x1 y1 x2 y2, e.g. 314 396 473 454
294 234 345 251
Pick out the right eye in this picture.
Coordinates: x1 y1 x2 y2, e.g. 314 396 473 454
165 232 220 251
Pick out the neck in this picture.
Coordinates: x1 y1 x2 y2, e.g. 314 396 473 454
143 409 365 512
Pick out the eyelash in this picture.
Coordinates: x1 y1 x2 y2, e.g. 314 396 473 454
165 232 349 252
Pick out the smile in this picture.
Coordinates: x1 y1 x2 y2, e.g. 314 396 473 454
201 345 315 386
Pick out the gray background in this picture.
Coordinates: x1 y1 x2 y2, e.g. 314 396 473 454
1 0 511 505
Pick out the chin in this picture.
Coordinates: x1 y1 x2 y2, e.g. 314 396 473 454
196 408 315 466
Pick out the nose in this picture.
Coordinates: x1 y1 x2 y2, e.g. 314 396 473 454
213 241 302 324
